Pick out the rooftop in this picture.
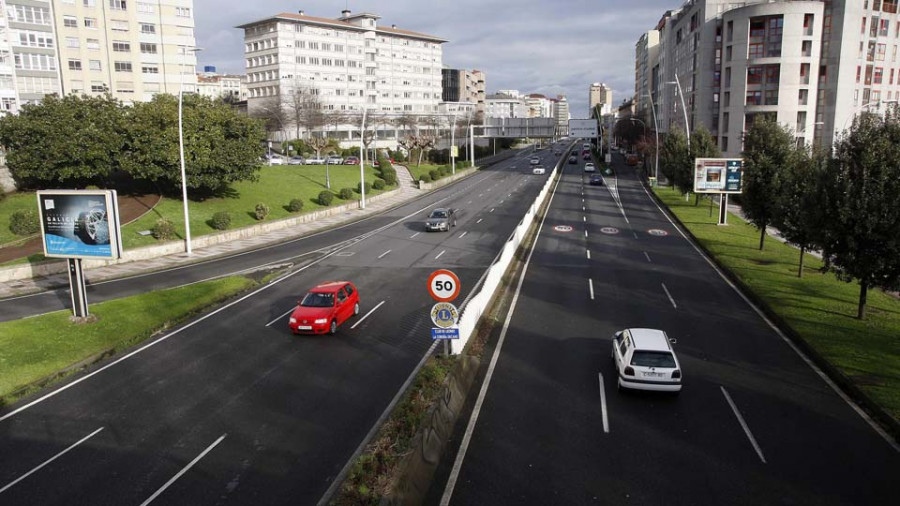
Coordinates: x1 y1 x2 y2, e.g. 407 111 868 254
236 11 447 43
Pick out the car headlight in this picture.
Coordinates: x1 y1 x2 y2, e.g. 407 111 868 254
314 318 328 324
289 317 297 324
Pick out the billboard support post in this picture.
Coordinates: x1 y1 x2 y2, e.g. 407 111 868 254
693 158 744 226
718 194 729 225
67 258 89 318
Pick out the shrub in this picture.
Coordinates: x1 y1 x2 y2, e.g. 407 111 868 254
151 218 176 240
211 211 232 230
381 168 397 185
339 187 355 200
9 209 39 236
439 166 450 176
288 198 304 212
419 174 431 182
357 182 373 194
373 179 385 190
318 191 334 206
429 170 440 181
254 202 270 220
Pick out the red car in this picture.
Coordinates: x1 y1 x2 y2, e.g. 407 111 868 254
289 281 360 335
372 158 396 167
343 156 360 165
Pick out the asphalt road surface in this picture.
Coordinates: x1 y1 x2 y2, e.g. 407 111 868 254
435 152 900 505
0 143 573 505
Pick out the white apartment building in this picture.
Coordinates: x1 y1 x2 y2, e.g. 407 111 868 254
485 92 526 118
196 73 242 101
589 82 613 116
238 9 446 141
525 93 553 118
4 0 61 111
635 30 660 129
553 95 570 135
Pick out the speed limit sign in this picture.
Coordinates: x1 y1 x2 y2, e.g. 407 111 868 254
427 269 461 302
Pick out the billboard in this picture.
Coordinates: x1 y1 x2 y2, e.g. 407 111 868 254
569 119 599 138
693 158 744 194
36 190 123 259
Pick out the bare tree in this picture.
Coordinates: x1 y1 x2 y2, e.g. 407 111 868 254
285 84 327 141
252 96 289 141
394 113 419 142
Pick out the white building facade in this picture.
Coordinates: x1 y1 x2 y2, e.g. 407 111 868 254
485 92 526 119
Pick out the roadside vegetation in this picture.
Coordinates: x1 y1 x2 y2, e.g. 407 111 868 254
0 276 255 405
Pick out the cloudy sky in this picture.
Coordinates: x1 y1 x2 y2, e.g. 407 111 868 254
194 0 676 117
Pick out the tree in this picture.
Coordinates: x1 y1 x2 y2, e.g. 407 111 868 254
0 94 125 189
286 84 325 140
613 116 643 149
659 127 690 191
120 94 266 197
688 126 721 204
741 116 794 250
820 110 900 319
773 145 827 278
252 96 289 140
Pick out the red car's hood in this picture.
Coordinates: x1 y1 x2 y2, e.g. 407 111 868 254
291 306 334 322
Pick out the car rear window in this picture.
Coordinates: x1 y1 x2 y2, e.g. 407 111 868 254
300 292 334 307
630 351 676 368
430 210 448 218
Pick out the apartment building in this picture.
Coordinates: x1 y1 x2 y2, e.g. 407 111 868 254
4 0 61 111
525 93 553 118
485 92 526 118
589 82 613 117
553 95 570 135
196 72 243 101
238 9 446 140
441 67 485 118
635 30 660 129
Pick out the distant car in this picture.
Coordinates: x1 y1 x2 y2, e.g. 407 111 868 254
568 156 578 164
288 156 305 165
554 150 561 155
267 155 285 166
584 163 596 172
305 156 326 165
532 166 546 175
373 157 396 167
612 328 682 393
343 156 360 165
589 174 603 185
530 157 541 165
583 153 591 160
326 156 344 165
289 281 360 335
425 208 457 232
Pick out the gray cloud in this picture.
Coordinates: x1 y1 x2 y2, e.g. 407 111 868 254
194 0 675 116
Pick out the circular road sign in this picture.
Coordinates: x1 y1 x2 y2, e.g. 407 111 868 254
648 229 669 237
428 269 461 302
430 302 460 328
554 225 574 233
600 227 620 235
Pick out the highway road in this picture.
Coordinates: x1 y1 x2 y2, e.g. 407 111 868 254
435 152 900 505
0 144 570 505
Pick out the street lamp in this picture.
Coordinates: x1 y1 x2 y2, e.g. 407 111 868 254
840 99 898 131
646 91 660 182
178 46 202 255
665 76 690 148
450 111 458 175
360 108 369 210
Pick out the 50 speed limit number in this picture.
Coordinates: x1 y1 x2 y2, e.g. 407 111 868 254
427 269 461 302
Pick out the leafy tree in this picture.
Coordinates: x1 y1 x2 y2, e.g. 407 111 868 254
773 145 827 277
687 126 721 205
659 127 690 192
741 116 794 250
120 94 266 196
0 94 125 189
821 110 900 319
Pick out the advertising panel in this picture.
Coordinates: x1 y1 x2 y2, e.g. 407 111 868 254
568 119 599 138
693 158 744 194
36 190 123 259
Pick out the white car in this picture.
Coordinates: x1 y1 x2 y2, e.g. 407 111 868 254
326 156 344 165
305 157 326 165
584 163 596 172
268 156 285 166
532 166 546 175
530 157 540 165
611 328 682 393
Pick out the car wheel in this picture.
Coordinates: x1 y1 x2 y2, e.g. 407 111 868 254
329 320 337 335
354 302 360 316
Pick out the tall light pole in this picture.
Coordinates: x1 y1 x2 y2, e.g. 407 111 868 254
360 108 368 209
665 76 690 148
646 91 660 182
178 46 202 255
450 112 457 175
630 117 650 173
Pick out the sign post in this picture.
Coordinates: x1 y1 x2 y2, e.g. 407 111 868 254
427 269 462 355
693 158 744 226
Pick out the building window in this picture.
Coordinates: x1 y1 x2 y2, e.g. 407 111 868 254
874 66 884 84
114 61 132 72
799 89 808 105
877 43 887 60
764 89 778 105
91 83 107 93
140 23 155 34
866 65 874 85
111 20 129 31
109 0 127 10
137 2 154 14
721 137 728 152
746 91 762 105
748 43 764 59
747 66 764 84
881 18 890 36
141 65 158 74
797 112 807 132
89 60 101 71
857 65 862 83
112 41 130 52
87 39 100 50
84 0 96 6
802 40 813 57
66 37 80 49
8 5 52 25
64 16 78 28
176 7 191 17
766 66 780 84
68 59 82 71
85 18 98 29
723 91 730 107
892 68 896 84
140 43 157 54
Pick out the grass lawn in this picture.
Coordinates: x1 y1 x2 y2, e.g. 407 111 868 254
0 192 39 246
655 186 900 421
0 275 255 404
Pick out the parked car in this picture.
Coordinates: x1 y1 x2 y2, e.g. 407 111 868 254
343 156 360 165
568 156 578 164
305 156 327 165
425 208 457 232
589 174 604 186
611 328 682 393
288 156 305 165
530 157 541 165
268 156 285 166
289 281 360 335
373 157 396 167
584 162 596 172
326 156 344 165
532 166 546 175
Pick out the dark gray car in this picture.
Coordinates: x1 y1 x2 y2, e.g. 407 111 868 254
425 208 457 232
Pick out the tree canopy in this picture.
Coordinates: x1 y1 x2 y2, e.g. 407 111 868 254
741 116 795 250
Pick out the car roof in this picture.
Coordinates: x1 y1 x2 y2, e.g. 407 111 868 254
432 207 450 212
628 328 672 352
309 281 350 293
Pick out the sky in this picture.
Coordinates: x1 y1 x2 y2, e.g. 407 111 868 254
193 0 677 117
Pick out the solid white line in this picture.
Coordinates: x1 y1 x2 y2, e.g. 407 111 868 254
661 283 677 309
586 250 591 260
410 232 420 239
644 251 652 263
633 232 639 239
377 250 391 259
140 434 227 506
458 231 468 239
441 151 565 506
585 230 589 238
490 208 495 213
350 300 385 329
435 250 446 260
598 374 610 434
265 307 295 327
721 387 767 464
0 427 104 495
589 279 595 300
476 218 483 224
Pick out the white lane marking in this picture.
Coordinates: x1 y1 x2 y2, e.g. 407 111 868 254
585 230 589 238
644 251 652 263
583 205 585 211
500 200 504 204
440 146 565 506
458 231 468 239
583 216 586 222
633 232 639 239
721 387 767 464
0 427 104 495
410 232 420 239
598 374 610 434
586 250 591 260
589 279 595 300
377 250 391 259
476 219 483 224
490 208 495 213
265 307 295 327
467 201 472 204
478 194 483 197
140 434 227 506
435 250 446 260
508 193 512 197
661 283 677 309
350 300 386 329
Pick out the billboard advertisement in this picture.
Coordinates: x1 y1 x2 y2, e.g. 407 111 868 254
693 158 744 194
36 190 123 259
569 119 599 138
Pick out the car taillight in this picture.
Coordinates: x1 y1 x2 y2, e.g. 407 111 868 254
671 370 681 379
624 366 634 376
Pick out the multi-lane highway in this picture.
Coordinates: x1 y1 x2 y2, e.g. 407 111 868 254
435 152 900 505
0 145 570 505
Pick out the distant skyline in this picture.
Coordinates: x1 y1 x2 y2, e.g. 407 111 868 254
193 0 676 116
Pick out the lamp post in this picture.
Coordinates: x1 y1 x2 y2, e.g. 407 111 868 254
178 46 202 255
665 75 690 148
646 91 660 182
630 116 650 174
840 99 898 132
360 108 368 210
450 112 457 175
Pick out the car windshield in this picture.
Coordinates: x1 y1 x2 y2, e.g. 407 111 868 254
631 351 676 368
300 292 334 307
430 210 448 219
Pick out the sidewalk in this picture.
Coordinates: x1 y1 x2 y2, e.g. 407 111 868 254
0 164 426 300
